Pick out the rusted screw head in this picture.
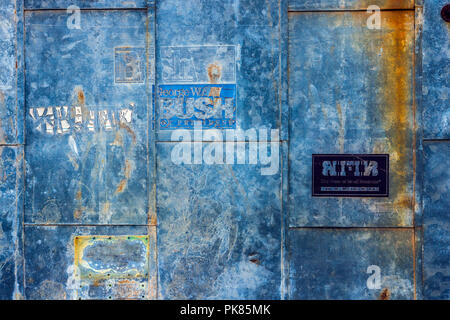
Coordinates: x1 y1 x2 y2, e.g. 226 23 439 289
442 4 450 22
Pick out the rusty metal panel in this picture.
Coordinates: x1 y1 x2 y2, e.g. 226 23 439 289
423 142 450 299
156 142 282 299
289 228 415 299
288 0 414 11
24 9 154 224
288 11 415 227
422 0 449 139
24 226 156 300
155 0 283 141
24 0 147 9
0 146 24 299
0 0 24 144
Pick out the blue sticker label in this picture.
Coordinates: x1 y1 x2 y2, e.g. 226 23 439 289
158 84 236 129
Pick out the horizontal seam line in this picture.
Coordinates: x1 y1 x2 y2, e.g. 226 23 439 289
24 224 156 227
288 8 415 13
288 226 417 230
24 8 148 12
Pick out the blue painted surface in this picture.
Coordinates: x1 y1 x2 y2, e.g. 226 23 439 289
0 0 448 300
288 0 414 10
422 0 450 139
423 142 450 299
0 0 23 144
0 146 23 300
156 142 282 299
289 229 415 299
24 9 154 225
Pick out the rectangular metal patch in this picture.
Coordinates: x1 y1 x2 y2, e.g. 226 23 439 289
312 154 389 197
74 235 149 300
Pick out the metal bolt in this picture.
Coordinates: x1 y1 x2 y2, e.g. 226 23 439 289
442 4 450 22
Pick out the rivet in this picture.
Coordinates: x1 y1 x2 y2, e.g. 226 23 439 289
442 4 450 22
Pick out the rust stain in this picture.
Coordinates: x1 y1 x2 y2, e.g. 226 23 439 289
379 288 390 300
124 160 133 179
115 179 127 194
207 62 222 84
149 215 157 226
75 190 82 200
119 122 136 144
377 11 414 222
115 160 133 194
336 102 345 153
71 86 90 120
77 89 85 106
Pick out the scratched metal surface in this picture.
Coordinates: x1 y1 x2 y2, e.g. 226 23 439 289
288 0 414 11
0 146 23 299
0 0 449 301
24 9 154 225
288 229 415 299
423 142 450 299
288 11 416 227
155 0 283 141
0 0 24 144
24 226 156 300
422 0 449 139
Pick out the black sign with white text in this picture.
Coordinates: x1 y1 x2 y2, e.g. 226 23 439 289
312 154 389 197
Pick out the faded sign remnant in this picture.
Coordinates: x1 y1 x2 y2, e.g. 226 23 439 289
29 106 133 135
114 47 145 84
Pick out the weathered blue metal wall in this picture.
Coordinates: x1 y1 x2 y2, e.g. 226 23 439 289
0 0 448 300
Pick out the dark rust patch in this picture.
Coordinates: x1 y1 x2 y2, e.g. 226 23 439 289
441 4 450 22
